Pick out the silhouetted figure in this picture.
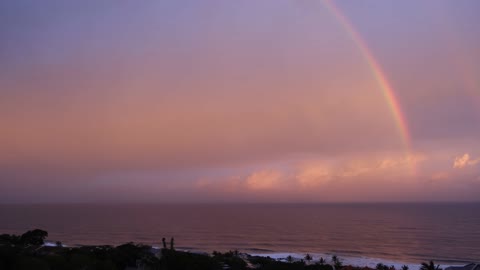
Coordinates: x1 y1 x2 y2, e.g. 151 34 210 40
162 237 167 249
170 237 174 250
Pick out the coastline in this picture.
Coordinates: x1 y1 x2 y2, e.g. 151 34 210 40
248 252 465 269
43 241 469 269
2 229 474 270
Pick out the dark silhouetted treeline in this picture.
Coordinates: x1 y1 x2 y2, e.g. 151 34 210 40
0 230 444 270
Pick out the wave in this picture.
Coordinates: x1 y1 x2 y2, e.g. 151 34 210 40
246 248 276 253
248 252 469 269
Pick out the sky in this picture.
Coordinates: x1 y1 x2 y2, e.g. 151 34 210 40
1 0 479 203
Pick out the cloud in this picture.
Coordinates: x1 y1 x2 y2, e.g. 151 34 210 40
453 153 480 169
295 162 332 187
196 153 428 195
245 170 285 191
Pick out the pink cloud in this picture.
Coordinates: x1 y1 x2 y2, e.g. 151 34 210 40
295 162 332 188
245 170 285 191
453 153 480 169
195 153 430 199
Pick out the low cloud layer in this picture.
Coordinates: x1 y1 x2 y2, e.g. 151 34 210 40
453 153 480 169
190 151 478 202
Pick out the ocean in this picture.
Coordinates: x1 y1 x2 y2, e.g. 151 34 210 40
0 203 478 266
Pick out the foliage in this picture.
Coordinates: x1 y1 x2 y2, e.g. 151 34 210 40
420 261 442 270
0 229 445 270
161 248 220 270
170 237 175 250
212 249 247 270
1 229 48 246
332 255 343 269
377 263 390 270
162 237 167 249
20 229 48 246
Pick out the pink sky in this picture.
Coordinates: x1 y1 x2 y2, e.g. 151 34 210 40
0 1 479 203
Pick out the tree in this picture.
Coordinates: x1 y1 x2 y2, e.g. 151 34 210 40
20 229 48 246
402 265 409 270
286 255 294 263
305 253 313 264
332 255 342 269
0 234 21 245
378 263 395 270
421 261 442 270
319 257 326 265
162 238 167 249
170 237 175 250
332 255 338 263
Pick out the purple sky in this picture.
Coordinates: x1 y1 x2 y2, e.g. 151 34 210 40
1 0 479 203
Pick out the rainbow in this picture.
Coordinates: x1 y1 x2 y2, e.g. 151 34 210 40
322 0 416 174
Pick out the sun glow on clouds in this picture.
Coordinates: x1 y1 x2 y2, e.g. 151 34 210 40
197 153 428 195
295 162 332 188
453 153 480 169
246 170 284 191
188 150 480 202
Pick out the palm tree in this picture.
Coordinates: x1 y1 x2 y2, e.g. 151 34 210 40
420 261 442 270
287 255 294 263
170 237 174 250
162 238 167 249
332 255 338 264
332 255 342 269
305 254 313 264
319 257 326 265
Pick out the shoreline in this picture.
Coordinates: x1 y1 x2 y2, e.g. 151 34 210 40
2 229 474 270
43 240 471 269
248 252 465 269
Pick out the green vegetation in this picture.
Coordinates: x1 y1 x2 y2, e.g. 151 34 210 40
0 230 446 270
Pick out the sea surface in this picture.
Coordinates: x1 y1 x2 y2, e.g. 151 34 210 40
0 203 479 265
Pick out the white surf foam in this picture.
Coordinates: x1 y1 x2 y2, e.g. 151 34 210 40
43 241 67 247
250 252 464 270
